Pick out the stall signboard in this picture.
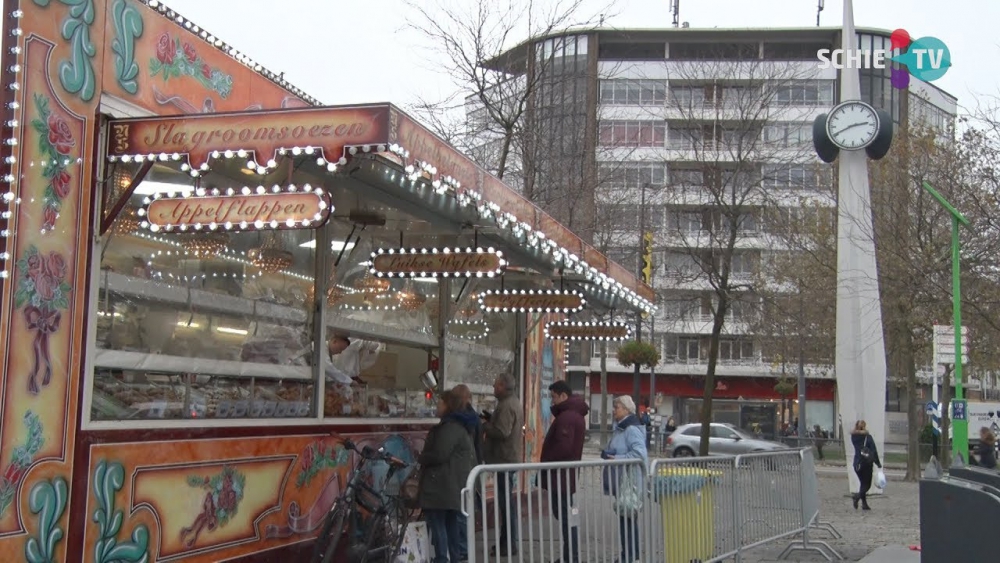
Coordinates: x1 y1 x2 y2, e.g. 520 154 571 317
544 321 632 341
480 290 585 313
142 185 331 231
370 247 506 278
107 104 391 169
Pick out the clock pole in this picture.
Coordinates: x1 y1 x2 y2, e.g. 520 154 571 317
811 0 891 496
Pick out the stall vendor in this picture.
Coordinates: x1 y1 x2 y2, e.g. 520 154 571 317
325 333 383 387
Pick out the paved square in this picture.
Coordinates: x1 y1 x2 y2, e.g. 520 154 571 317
738 468 919 562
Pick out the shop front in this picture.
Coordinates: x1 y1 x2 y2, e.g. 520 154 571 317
0 1 655 561
588 374 837 440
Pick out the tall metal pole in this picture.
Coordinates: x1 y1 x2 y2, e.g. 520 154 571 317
633 183 646 407
952 215 967 460
797 284 807 438
920 181 970 461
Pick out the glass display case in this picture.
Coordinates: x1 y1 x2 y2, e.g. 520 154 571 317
90 157 521 424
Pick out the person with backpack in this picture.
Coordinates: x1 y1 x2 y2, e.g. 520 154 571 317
850 419 882 511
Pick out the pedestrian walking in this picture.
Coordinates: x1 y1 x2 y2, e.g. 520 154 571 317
540 380 588 563
419 389 477 562
974 427 997 469
850 419 881 511
482 373 524 557
601 395 648 563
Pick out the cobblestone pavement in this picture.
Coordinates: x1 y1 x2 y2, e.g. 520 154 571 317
737 471 920 562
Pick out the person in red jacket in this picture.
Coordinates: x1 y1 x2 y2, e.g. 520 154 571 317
540 380 588 563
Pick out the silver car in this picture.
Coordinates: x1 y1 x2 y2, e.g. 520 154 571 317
664 423 789 457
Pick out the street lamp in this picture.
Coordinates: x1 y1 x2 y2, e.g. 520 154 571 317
921 181 970 461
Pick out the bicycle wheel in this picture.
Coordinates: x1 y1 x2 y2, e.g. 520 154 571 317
360 500 408 563
313 504 348 563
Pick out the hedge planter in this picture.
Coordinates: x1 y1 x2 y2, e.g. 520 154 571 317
616 340 661 369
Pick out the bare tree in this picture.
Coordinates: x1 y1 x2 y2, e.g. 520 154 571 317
648 52 819 456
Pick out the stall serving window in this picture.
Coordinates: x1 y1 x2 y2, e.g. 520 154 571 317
89 153 517 425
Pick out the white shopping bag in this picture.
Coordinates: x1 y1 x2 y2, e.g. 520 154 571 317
396 521 431 563
875 468 887 490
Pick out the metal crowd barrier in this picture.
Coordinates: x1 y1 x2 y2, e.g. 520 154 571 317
460 448 841 563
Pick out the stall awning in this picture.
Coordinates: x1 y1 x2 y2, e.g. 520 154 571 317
104 103 656 314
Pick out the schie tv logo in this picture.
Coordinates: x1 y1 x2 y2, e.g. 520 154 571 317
816 29 951 89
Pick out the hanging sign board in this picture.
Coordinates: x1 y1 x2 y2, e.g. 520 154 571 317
141 185 330 232
370 248 506 278
479 289 585 314
544 321 632 341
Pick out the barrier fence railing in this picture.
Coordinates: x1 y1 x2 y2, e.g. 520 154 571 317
460 448 842 563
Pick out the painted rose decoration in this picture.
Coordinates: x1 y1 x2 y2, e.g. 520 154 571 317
149 33 233 99
14 246 71 394
180 465 246 548
30 94 76 232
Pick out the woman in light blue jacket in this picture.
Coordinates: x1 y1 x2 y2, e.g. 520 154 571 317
601 395 648 563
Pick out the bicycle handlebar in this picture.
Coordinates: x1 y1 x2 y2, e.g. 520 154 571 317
341 439 408 468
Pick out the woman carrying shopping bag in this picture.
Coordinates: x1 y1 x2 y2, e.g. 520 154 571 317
850 419 882 511
601 395 648 563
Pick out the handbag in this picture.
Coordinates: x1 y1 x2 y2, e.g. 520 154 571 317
858 435 875 466
613 467 643 515
400 468 421 508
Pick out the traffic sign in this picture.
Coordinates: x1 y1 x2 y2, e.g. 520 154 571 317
933 324 970 366
952 399 968 422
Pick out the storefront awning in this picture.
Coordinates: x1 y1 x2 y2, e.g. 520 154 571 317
103 103 657 315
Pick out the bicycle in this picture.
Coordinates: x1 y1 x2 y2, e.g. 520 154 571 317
312 439 415 563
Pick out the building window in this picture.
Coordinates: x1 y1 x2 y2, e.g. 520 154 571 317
728 252 759 277
605 247 638 271
598 162 668 190
773 81 834 106
663 251 700 278
599 79 667 106
761 163 833 191
719 338 755 361
599 121 666 147
666 210 703 233
670 168 705 187
667 125 703 149
762 123 812 148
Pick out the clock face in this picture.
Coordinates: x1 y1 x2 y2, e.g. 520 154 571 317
825 101 880 151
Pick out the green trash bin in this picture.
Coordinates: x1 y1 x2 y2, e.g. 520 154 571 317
652 467 722 563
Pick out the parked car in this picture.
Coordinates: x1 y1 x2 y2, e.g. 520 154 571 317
664 423 790 457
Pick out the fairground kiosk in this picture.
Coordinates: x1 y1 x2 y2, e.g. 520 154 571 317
0 1 654 561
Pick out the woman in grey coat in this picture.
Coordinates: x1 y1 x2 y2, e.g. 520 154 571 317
419 389 477 562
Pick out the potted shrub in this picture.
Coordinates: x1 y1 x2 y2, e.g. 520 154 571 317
616 340 661 369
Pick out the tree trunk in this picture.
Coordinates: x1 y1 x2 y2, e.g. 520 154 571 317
496 128 513 180
902 328 920 481
600 340 609 444
940 365 953 469
699 298 729 456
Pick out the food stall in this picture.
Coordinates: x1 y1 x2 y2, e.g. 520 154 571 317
0 1 655 561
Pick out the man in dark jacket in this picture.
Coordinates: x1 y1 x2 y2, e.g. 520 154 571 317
540 380 588 563
482 374 523 557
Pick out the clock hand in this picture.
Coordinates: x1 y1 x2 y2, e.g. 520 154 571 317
839 121 869 132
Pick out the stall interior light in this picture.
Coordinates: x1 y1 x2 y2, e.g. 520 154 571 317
177 321 201 328
543 320 633 342
133 181 195 196
298 239 356 251
216 326 248 335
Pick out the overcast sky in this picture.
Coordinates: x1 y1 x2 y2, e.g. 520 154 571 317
6 1 996 111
